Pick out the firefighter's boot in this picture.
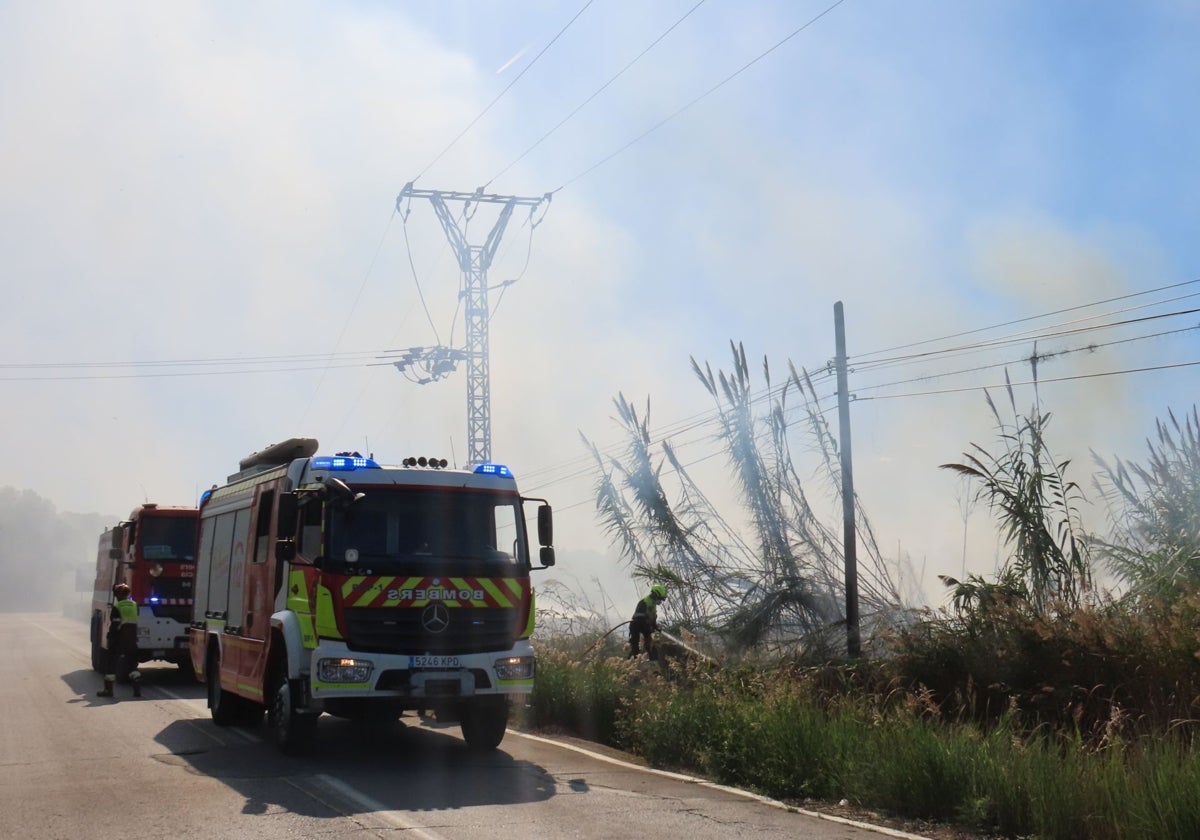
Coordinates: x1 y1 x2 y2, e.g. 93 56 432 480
97 676 115 698
130 670 142 698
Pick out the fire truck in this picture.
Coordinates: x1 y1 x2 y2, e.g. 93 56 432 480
90 504 199 675
188 438 556 753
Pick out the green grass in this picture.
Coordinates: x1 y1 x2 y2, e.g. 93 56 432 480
528 638 1200 839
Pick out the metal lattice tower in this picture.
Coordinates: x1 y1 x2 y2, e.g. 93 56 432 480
395 183 547 466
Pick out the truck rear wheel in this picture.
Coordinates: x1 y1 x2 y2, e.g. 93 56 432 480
176 655 195 681
459 696 508 751
89 616 104 673
268 657 317 754
207 649 240 726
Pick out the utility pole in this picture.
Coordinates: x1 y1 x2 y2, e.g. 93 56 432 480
834 301 861 657
394 184 547 466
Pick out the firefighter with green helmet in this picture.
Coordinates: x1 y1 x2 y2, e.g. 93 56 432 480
629 584 667 658
97 583 143 699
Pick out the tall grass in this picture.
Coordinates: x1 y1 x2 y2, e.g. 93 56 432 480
529 639 1200 839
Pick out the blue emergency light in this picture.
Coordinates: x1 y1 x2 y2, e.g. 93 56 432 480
473 463 514 478
312 455 381 471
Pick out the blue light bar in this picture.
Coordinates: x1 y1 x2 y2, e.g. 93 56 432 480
473 463 514 478
312 455 381 471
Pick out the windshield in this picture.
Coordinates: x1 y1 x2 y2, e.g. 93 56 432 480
138 516 197 562
326 488 528 575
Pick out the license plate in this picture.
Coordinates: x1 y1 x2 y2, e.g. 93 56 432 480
410 655 460 668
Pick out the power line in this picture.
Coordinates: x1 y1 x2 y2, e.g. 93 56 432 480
297 208 398 429
521 308 1200 501
855 359 1200 402
550 0 849 193
399 204 444 345
849 324 1200 396
485 0 710 189
0 349 392 370
852 276 1200 362
852 301 1200 373
412 0 597 183
0 361 377 383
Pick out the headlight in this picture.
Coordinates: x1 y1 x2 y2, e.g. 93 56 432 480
318 657 374 683
494 655 535 681
149 564 164 578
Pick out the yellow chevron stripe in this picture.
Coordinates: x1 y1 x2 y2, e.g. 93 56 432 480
479 578 512 608
351 576 392 607
341 576 365 599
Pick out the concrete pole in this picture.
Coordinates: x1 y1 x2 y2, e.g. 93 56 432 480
834 301 861 657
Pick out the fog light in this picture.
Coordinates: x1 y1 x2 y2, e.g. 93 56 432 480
318 657 373 683
494 655 534 680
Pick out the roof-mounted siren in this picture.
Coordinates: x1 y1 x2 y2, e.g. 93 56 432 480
402 457 450 469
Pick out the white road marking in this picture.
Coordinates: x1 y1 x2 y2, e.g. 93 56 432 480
510 730 931 840
307 773 450 839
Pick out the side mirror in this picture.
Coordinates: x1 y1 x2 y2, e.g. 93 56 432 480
320 477 365 510
275 539 297 564
277 492 298 537
110 525 125 550
539 546 556 568
537 504 553 547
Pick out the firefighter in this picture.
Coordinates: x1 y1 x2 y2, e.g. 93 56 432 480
97 583 142 699
629 584 667 658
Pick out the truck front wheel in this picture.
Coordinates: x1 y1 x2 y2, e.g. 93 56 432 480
459 695 508 751
268 658 317 754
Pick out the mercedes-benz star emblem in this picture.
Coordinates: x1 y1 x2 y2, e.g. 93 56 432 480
421 603 450 634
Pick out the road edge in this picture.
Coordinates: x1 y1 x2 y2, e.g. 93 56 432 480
509 729 931 840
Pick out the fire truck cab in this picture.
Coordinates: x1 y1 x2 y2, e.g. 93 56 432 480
188 438 555 754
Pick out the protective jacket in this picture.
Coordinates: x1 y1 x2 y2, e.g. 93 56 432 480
630 595 659 631
628 594 661 658
106 596 142 684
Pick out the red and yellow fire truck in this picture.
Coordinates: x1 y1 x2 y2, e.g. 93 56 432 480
188 438 555 753
90 504 199 675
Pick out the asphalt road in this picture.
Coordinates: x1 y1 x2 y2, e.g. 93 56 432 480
0 613 924 840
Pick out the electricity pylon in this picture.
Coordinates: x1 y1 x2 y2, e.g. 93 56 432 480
394 183 548 466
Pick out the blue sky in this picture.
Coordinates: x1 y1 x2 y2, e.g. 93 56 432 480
1 0 1198 613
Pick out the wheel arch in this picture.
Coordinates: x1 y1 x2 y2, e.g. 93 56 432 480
270 611 308 680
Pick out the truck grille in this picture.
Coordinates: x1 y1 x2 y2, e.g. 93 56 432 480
342 606 521 655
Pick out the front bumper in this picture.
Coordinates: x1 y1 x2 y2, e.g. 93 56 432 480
307 638 535 700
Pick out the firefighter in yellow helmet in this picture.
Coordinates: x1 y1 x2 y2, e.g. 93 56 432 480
629 584 667 658
97 583 143 699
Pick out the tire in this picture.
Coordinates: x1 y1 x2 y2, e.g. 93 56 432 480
207 649 240 727
459 696 508 751
268 656 317 754
90 616 104 673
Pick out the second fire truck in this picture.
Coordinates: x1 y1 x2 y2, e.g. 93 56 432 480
188 438 556 753
90 504 198 675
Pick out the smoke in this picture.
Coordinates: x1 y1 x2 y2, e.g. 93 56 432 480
0 487 114 614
